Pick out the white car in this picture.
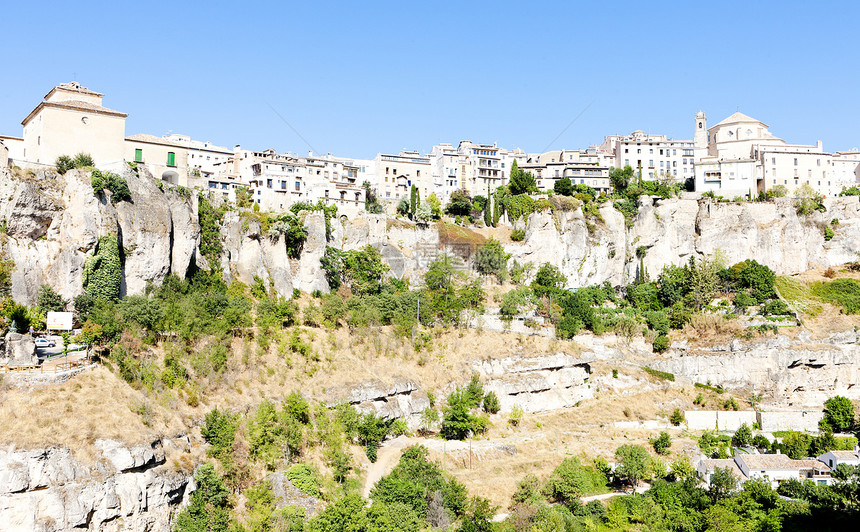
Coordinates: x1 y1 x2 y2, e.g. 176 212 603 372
34 338 56 348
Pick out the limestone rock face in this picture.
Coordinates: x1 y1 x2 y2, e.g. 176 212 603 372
650 330 860 407
473 353 593 413
0 438 192 532
0 167 197 306
2 332 37 365
5 165 860 304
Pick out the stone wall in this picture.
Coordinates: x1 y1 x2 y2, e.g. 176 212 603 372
685 410 758 431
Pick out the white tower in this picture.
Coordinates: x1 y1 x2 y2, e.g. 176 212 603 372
694 111 708 160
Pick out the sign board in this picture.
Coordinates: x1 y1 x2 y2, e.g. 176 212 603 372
46 311 74 331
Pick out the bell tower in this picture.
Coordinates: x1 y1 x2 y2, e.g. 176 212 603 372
694 111 708 159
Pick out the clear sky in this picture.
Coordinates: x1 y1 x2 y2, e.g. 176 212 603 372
1 1 858 159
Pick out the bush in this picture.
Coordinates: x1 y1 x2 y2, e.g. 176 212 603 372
812 279 860 313
732 423 753 447
763 299 791 316
824 225 834 241
286 463 321 497
650 432 671 455
91 169 131 204
445 189 473 216
55 155 74 174
821 396 854 433
733 290 756 309
482 391 500 414
669 409 685 426
545 457 608 503
510 228 525 242
652 334 670 353
643 367 674 381
473 238 510 279
531 263 566 298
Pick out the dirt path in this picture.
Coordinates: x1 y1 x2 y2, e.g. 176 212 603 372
362 435 418 498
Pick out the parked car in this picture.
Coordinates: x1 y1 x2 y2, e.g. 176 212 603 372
34 338 56 348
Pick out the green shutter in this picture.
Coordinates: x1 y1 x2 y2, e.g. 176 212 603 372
167 152 175 166
134 149 142 162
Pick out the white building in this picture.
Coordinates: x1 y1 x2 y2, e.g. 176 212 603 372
18 82 128 170
817 450 860 470
599 127 697 184
694 112 860 198
698 453 833 489
520 149 611 193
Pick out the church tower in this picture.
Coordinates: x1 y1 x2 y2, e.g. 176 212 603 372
694 111 708 159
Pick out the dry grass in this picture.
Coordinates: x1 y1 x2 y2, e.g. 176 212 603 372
0 366 187 463
677 313 745 346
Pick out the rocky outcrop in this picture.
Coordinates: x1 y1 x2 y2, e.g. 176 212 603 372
1 332 37 366
473 353 593 413
325 377 430 428
650 330 860 407
0 167 197 305
0 438 192 531
267 472 325 517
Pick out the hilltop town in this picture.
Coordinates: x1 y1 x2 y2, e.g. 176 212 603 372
2 82 860 532
2 82 858 216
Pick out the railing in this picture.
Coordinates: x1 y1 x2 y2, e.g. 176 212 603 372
1 358 90 374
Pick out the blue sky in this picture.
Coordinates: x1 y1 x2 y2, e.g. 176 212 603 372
1 1 858 159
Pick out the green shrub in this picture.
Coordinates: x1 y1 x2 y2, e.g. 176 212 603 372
91 169 131 203
510 228 526 241
286 463 322 497
531 263 566 298
732 423 753 447
763 299 791 316
824 226 834 241
643 366 674 381
482 391 500 414
812 279 860 313
83 234 122 301
669 409 685 426
650 431 671 455
545 457 608 503
55 155 74 174
651 334 669 353
473 238 510 279
733 290 756 309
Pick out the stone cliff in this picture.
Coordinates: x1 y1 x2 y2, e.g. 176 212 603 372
0 437 193 531
3 166 860 303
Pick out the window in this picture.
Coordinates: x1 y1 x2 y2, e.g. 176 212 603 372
167 152 176 167
817 159 821 166
134 149 143 162
794 158 798 165
649 149 654 154
295 181 300 191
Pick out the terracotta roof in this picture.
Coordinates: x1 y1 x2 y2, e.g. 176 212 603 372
22 99 127 125
125 133 185 147
737 454 829 471
825 451 860 460
701 458 747 481
713 112 767 128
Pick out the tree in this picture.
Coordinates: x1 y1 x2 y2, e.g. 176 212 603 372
610 165 634 192
531 263 566 298
36 285 66 313
554 177 575 196
821 396 854 433
397 196 410 216
508 160 537 195
446 189 473 216
410 184 419 217
707 466 738 502
457 497 497 532
415 202 432 222
732 423 753 447
473 238 510 279
615 444 649 489
650 432 672 455
173 463 231 532
427 193 442 219
688 254 724 310
309 493 368 532
669 409 685 426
